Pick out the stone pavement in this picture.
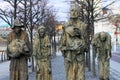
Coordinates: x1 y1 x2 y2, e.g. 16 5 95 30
0 51 119 80
51 55 117 80
0 44 120 80
28 54 119 80
0 38 120 80
111 53 120 63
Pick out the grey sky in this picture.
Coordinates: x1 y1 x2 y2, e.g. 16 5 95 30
0 0 70 26
0 0 120 28
49 0 70 21
102 0 120 7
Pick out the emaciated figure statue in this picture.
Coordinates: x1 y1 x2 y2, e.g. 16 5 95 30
68 4 88 52
91 32 111 80
60 26 85 80
7 18 31 80
33 26 52 80
60 4 87 80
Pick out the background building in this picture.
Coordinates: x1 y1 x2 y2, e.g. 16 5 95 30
95 0 120 44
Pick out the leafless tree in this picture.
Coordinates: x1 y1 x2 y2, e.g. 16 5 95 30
75 0 117 77
18 0 58 71
43 7 59 56
0 0 58 71
0 0 22 26
75 0 102 76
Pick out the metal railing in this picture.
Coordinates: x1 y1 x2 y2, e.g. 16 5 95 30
0 50 7 62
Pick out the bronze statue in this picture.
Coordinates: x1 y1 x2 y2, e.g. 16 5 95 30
33 26 52 80
7 18 31 80
68 4 88 51
92 32 111 80
60 26 85 80
60 4 87 80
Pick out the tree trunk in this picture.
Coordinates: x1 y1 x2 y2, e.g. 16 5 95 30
88 39 91 71
91 0 95 76
86 2 91 71
29 0 35 72
53 30 56 57
24 0 27 31
14 0 17 19
92 47 96 77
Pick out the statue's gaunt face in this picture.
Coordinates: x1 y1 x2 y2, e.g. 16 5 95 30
14 26 21 34
100 33 106 41
38 29 45 37
70 9 79 19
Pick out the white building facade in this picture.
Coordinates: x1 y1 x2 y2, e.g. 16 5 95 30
94 0 120 44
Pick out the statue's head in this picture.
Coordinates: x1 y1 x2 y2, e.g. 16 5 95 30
12 18 24 33
100 32 106 41
38 26 46 37
70 4 80 19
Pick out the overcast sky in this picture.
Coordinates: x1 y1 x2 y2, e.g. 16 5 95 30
49 0 70 21
0 0 70 27
102 0 120 7
0 0 120 27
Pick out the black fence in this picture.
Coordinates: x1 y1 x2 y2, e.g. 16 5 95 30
0 50 7 62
